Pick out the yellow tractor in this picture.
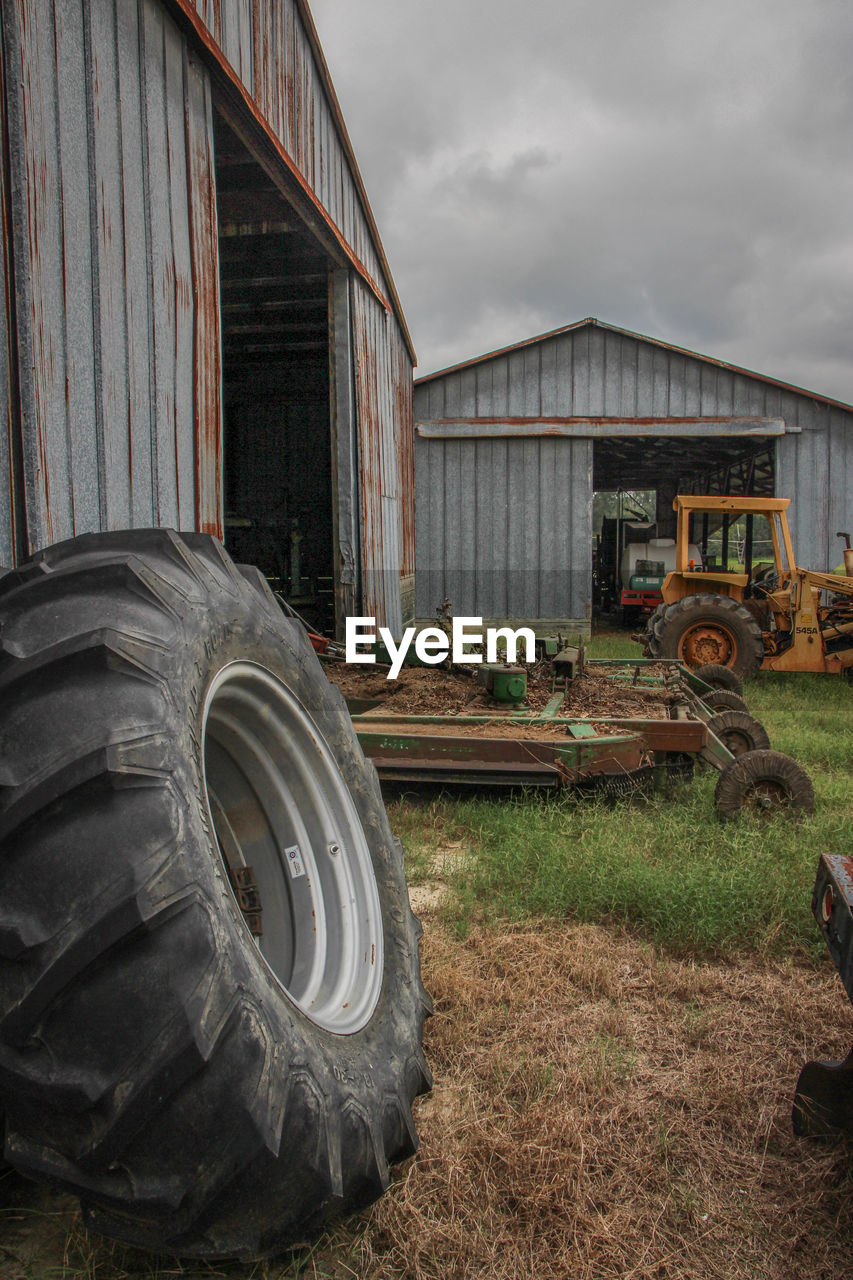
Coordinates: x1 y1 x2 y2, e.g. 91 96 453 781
638 495 853 680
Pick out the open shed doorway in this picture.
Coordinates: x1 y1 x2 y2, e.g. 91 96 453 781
213 109 338 635
592 435 776 626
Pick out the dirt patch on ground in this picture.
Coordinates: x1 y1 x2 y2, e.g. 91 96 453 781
325 661 677 721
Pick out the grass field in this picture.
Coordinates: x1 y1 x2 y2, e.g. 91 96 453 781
3 639 853 1279
391 633 853 960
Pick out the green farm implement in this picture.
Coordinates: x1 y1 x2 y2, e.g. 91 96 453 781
336 654 814 820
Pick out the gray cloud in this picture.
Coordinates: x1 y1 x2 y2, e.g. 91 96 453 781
311 0 853 401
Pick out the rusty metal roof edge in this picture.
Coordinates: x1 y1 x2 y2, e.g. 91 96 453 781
416 416 794 440
161 0 416 365
297 0 416 365
414 316 853 413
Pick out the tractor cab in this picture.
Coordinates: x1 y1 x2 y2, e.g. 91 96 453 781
662 495 797 608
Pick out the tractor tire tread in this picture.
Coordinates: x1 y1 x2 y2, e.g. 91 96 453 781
0 529 430 1258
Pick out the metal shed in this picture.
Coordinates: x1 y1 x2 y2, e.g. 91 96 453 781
413 318 853 633
0 0 414 635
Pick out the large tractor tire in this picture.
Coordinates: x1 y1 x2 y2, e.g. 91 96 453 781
714 750 815 820
0 530 431 1258
648 594 764 680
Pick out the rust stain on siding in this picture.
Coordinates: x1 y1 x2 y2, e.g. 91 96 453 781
160 0 403 333
185 63 222 538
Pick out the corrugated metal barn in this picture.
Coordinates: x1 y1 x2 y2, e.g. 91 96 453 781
414 318 853 633
0 0 415 634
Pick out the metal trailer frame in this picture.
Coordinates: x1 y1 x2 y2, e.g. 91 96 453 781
345 658 737 789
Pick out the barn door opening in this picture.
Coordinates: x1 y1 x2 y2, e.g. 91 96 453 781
213 109 337 634
591 435 776 623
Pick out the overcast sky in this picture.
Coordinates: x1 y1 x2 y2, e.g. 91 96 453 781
309 0 853 402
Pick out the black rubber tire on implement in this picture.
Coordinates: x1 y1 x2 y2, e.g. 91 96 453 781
0 530 431 1258
706 710 770 757
692 663 744 696
648 594 764 680
699 688 750 714
637 601 668 653
714 749 815 820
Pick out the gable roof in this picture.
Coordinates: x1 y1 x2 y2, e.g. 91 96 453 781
414 317 853 413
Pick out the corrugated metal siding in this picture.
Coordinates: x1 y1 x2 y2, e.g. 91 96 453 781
1 0 221 559
0 33 17 567
187 0 387 300
415 434 591 621
1 0 413 616
415 323 853 590
393 325 416 577
351 279 403 634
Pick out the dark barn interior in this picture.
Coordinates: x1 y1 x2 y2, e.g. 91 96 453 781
593 435 775 502
592 434 776 618
214 111 336 632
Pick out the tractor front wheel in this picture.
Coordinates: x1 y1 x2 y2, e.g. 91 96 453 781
650 594 764 680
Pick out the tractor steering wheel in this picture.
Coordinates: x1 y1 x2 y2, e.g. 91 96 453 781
752 571 780 597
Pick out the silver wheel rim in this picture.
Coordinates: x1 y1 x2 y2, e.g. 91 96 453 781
202 661 383 1034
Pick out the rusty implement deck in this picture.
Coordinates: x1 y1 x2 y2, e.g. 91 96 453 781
349 698 711 789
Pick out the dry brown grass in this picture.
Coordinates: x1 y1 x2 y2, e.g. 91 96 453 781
4 918 853 1279
319 917 853 1280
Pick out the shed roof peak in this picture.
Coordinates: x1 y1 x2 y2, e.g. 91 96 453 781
415 316 853 412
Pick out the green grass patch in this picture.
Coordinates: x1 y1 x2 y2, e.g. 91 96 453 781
390 631 853 961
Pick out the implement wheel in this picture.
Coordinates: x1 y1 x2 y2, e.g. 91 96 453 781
650 594 764 680
706 710 770 757
692 663 744 696
0 530 431 1258
700 688 750 714
639 602 668 653
714 749 815 820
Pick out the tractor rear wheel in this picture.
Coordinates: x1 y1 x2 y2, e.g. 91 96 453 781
0 530 431 1258
714 750 814 820
649 594 764 680
706 710 770 757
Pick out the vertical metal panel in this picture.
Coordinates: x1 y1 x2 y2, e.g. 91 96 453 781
414 432 592 623
392 322 416 576
184 50 222 535
827 409 853 571
115 0 156 527
7 0 76 548
88 0 131 528
0 9 19 565
142 0 180 526
0 0 222 561
351 278 403 633
329 268 360 626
